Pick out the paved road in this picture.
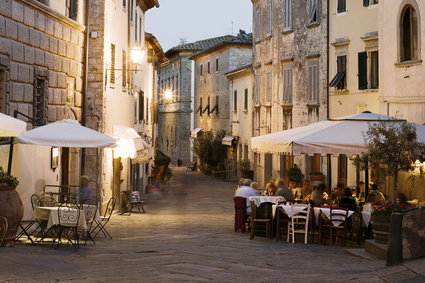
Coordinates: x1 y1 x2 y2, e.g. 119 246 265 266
0 168 424 282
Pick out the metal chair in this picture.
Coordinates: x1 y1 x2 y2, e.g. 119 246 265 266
79 199 98 245
287 203 311 244
14 194 45 244
92 197 116 239
53 203 81 251
120 191 146 215
0 216 8 247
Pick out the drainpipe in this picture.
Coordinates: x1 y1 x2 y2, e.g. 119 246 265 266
326 0 330 119
80 0 90 176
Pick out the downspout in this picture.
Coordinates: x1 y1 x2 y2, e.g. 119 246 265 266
81 0 90 176
326 0 330 119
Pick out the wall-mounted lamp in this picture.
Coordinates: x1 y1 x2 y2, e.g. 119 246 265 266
164 89 173 100
51 147 59 171
131 47 145 65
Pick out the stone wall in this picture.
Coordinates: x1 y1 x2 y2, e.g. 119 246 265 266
402 207 425 260
0 0 85 123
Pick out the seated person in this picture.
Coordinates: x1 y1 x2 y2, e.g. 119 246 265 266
265 181 278 196
234 178 257 214
310 185 325 207
330 183 345 204
275 178 294 201
300 180 313 201
338 187 357 211
366 183 386 205
288 179 300 199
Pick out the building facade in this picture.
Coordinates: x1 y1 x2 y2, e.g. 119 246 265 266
251 0 328 186
329 0 379 118
85 0 161 210
191 32 252 137
0 0 86 219
225 64 253 166
157 36 234 166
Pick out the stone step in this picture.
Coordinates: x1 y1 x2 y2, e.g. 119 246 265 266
365 239 388 259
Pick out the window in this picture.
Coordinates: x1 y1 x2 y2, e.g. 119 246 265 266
266 2 272 37
401 5 419 62
337 0 346 13
363 0 378 7
176 75 179 100
139 17 142 44
358 51 379 90
308 63 319 103
200 64 203 76
110 44 115 84
330 55 346 90
283 108 292 130
146 97 149 122
216 58 219 72
266 71 272 103
199 98 203 116
307 0 318 24
233 90 237 112
139 91 144 122
283 68 292 103
122 51 127 88
122 0 126 8
255 72 260 105
135 12 138 42
66 0 78 21
283 0 292 31
130 0 134 21
207 61 210 74
33 78 48 126
244 89 248 110
255 8 261 42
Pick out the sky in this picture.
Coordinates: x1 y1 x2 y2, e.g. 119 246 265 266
145 0 253 52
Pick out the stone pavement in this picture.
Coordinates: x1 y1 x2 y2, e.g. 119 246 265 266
0 167 424 282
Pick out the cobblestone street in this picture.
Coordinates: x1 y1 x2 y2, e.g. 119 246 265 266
0 168 424 282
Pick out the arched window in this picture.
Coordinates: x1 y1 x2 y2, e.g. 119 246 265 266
401 5 418 61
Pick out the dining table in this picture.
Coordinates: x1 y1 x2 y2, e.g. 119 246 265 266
248 196 285 207
313 207 355 227
33 206 87 230
273 203 312 241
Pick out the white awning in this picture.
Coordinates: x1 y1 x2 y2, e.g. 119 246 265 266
113 125 148 159
191 128 203 138
0 113 26 137
16 119 116 148
222 136 235 146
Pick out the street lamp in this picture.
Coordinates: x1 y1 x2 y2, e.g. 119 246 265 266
131 47 144 65
164 89 172 100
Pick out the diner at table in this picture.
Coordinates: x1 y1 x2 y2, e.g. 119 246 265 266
275 179 294 201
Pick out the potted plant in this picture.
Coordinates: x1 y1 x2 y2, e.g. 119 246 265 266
288 165 303 185
0 167 23 246
239 159 253 179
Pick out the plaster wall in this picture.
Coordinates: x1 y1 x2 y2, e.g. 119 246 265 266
379 0 425 124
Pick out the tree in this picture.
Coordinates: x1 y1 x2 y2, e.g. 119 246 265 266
193 130 227 169
354 121 425 202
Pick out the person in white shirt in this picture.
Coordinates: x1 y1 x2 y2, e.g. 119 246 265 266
234 178 257 214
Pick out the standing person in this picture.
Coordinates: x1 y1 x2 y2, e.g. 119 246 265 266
366 183 386 204
234 179 257 214
275 178 294 201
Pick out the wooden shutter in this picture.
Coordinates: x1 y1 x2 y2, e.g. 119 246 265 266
110 44 115 84
234 90 237 112
337 0 346 13
358 51 368 90
122 51 127 88
244 89 248 110
266 71 272 103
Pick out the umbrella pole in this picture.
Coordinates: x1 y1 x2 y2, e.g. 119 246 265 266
7 138 14 174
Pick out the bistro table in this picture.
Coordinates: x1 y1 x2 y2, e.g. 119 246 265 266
274 203 312 241
248 196 285 207
33 206 87 230
313 207 355 227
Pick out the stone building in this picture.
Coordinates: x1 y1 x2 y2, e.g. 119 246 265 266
225 64 253 166
0 0 86 219
190 31 252 138
85 0 161 209
251 0 328 186
157 36 232 166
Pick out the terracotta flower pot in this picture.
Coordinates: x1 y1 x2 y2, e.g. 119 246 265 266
0 184 23 247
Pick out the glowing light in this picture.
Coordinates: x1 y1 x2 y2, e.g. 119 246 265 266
113 139 136 159
131 47 144 65
164 90 172 100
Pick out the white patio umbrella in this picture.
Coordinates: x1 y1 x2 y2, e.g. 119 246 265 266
0 112 27 137
251 112 425 156
16 119 116 148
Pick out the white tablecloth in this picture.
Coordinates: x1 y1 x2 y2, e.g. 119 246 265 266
249 196 284 207
313 207 354 227
33 206 87 230
361 211 372 227
272 204 308 218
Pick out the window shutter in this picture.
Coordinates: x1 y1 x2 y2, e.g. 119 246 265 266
337 0 346 13
363 0 369 7
110 44 115 84
266 71 272 103
69 0 78 21
358 51 368 90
